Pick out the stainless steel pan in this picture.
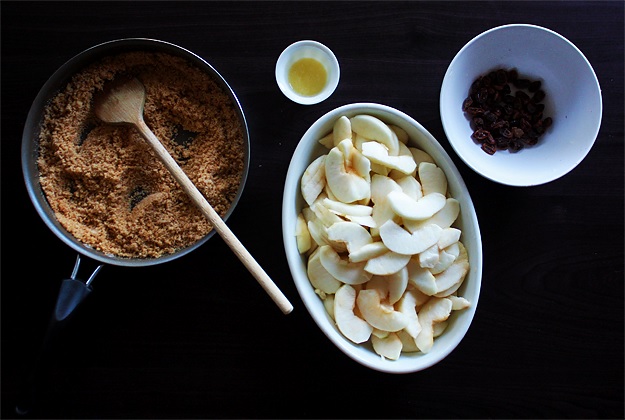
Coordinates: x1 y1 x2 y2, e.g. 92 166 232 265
17 39 250 415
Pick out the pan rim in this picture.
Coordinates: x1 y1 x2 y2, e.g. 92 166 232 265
21 38 251 267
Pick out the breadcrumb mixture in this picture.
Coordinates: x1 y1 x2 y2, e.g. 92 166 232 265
37 52 246 259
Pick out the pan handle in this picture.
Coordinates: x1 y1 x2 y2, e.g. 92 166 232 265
15 254 103 416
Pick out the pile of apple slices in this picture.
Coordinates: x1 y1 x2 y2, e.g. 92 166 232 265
296 114 470 360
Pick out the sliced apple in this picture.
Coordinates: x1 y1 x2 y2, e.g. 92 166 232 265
388 124 409 144
325 142 370 203
433 321 448 338
307 247 342 294
361 141 416 174
319 245 372 285
396 289 422 338
334 284 373 344
418 162 447 196
407 259 437 295
326 221 373 254
371 174 402 204
351 148 371 182
319 132 334 149
404 198 460 232
387 190 446 221
364 250 411 276
348 241 389 263
372 332 403 360
307 219 331 248
430 242 459 275
350 114 400 156
438 227 461 249
414 297 452 353
300 155 326 206
395 175 423 201
323 294 335 320
434 259 469 296
310 199 343 227
371 197 398 231
379 219 442 255
295 212 312 254
357 289 408 332
333 115 352 146
342 214 377 229
449 295 471 310
387 266 409 304
322 197 372 217
372 328 390 339
397 329 420 352
418 244 440 269
409 147 435 165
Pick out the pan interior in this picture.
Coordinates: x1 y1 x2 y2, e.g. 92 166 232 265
22 39 250 267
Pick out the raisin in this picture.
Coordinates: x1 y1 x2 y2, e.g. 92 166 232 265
462 68 553 155
528 80 542 92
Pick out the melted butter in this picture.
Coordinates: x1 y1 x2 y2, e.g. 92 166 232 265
288 58 327 96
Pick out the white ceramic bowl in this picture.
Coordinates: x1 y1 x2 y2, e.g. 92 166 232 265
440 24 602 186
275 40 340 105
282 103 483 373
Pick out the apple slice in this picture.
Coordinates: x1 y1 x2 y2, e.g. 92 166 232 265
323 294 335 320
319 132 334 149
333 115 352 146
387 190 446 221
396 289 422 338
389 124 409 144
310 200 343 227
307 248 342 294
371 196 398 231
434 259 469 296
397 329 420 353
295 212 312 254
325 143 370 204
409 147 435 165
414 297 452 353
322 197 372 217
300 155 326 206
379 219 443 255
371 174 402 204
430 242 460 275
334 284 373 344
418 162 447 196
319 245 372 285
326 221 373 254
361 141 416 174
372 332 403 360
407 259 437 296
387 266 409 304
364 250 411 276
449 295 471 310
438 227 461 249
348 241 389 263
395 175 423 201
404 198 460 232
357 289 408 332
418 244 440 269
350 114 400 156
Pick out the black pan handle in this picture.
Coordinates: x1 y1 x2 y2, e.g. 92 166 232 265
15 255 103 416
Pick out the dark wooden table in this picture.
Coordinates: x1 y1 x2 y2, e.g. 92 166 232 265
2 1 623 418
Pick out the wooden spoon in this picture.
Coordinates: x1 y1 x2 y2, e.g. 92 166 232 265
95 77 293 314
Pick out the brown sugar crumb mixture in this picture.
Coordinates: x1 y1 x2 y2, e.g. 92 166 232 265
37 52 246 259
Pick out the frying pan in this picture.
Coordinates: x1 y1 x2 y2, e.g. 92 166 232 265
18 38 250 414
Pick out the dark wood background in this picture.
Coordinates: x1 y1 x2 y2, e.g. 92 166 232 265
2 1 623 418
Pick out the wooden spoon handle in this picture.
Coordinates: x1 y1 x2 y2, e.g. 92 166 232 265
135 119 293 314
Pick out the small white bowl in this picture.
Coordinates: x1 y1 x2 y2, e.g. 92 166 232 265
282 103 483 373
440 24 602 186
275 40 340 105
